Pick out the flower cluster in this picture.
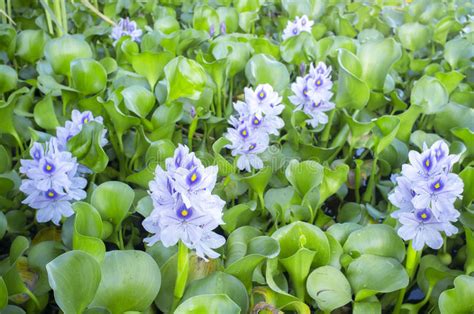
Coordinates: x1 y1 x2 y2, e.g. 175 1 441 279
289 62 335 128
111 17 142 44
20 110 107 224
389 140 463 250
225 84 284 172
282 15 314 41
143 145 226 260
56 110 108 151
19 139 87 225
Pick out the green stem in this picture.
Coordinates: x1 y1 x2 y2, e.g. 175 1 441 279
393 241 422 314
216 88 222 118
171 241 189 312
60 0 67 34
362 155 378 203
354 159 362 203
43 1 54 35
321 110 335 147
188 116 199 149
6 0 11 23
0 1 6 24
53 0 63 36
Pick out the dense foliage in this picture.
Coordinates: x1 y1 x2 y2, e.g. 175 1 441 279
0 0 473 313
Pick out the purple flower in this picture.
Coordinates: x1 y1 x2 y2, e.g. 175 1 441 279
390 140 463 251
56 110 107 152
397 208 457 250
20 138 87 225
224 84 284 172
111 17 143 45
220 22 227 35
144 144 225 260
282 15 314 41
290 62 334 128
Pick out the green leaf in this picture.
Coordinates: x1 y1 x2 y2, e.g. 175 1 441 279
16 29 49 63
459 166 474 208
91 251 161 313
73 202 105 263
347 254 408 301
164 56 207 103
44 35 93 76
343 224 406 262
33 94 60 130
132 51 173 91
91 181 134 228
373 116 400 155
0 65 17 94
0 277 7 310
439 275 474 314
318 164 349 207
121 85 156 118
225 226 279 290
175 294 240 314
307 266 352 312
245 53 290 93
397 22 431 51
71 58 107 95
444 37 474 69
193 5 220 35
272 221 330 266
411 76 449 114
281 32 316 65
181 272 248 313
285 160 324 198
336 49 370 110
358 38 401 91
46 251 101 314
67 121 109 173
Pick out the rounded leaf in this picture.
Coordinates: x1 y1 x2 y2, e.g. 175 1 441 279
307 266 352 312
46 251 101 314
343 224 405 262
121 85 156 118
71 58 107 95
91 250 161 313
91 181 134 227
44 35 93 76
245 54 290 93
175 294 240 314
0 65 17 94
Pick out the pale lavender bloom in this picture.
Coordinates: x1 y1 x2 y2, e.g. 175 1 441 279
20 138 87 225
412 173 463 220
303 99 335 128
111 17 143 44
209 24 216 37
401 149 442 182
56 110 107 151
144 145 225 260
233 100 285 136
282 15 314 40
290 62 334 129
225 123 269 172
389 176 416 218
397 208 457 250
390 140 463 251
244 84 282 119
220 22 227 35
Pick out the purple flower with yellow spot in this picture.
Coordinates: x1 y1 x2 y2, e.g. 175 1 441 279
144 145 225 260
20 138 87 225
56 110 108 152
397 208 457 250
282 15 314 41
390 139 463 251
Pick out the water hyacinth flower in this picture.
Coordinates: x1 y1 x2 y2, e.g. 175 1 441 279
389 140 464 250
289 62 335 128
111 17 143 44
282 15 314 41
143 145 226 260
225 84 284 172
19 138 87 225
56 109 108 151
